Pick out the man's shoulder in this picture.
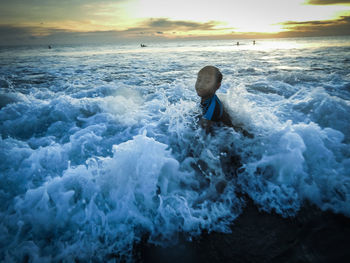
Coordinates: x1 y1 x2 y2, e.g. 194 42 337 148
202 94 223 121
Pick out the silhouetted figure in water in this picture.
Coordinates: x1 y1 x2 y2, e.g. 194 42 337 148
195 65 253 138
236 42 239 46
48 45 52 49
140 44 147 47
194 65 253 194
253 40 256 45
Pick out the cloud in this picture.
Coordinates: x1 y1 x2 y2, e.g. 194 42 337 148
0 17 233 45
129 18 234 38
0 0 128 25
279 15 350 36
144 18 223 31
0 24 122 45
306 0 350 5
1 15 349 46
0 21 178 45
0 24 70 44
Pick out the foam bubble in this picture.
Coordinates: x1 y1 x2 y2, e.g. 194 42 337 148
3 134 240 261
1 38 349 261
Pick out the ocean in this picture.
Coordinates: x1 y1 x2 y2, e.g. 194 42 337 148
1 36 350 262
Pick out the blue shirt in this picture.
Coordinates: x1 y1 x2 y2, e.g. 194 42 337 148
201 94 223 122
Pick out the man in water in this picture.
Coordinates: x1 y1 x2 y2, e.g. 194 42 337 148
195 65 253 137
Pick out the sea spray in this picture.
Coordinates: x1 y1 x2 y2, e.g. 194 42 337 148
1 37 350 261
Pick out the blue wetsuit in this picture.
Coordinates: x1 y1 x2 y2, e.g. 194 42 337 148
201 94 223 122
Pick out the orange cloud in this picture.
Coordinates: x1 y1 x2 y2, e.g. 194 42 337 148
1 15 349 46
306 0 350 5
279 15 350 36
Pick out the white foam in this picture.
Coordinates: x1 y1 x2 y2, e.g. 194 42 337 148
1 37 350 261
3 134 240 261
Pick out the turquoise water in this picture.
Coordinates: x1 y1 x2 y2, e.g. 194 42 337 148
1 36 350 262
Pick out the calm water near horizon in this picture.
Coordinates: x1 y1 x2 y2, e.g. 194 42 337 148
1 36 350 261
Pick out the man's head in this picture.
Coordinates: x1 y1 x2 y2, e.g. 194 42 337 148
195 66 222 99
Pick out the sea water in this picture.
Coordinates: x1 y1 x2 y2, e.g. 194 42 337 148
0 36 350 262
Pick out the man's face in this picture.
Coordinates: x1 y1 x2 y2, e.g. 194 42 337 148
195 71 217 98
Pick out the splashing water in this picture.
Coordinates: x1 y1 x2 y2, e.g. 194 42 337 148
1 37 350 261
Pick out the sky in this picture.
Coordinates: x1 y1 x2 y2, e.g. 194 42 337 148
0 0 349 45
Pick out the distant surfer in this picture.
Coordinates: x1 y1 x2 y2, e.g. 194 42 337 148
253 40 256 45
195 65 253 137
48 45 52 49
236 42 239 46
140 44 147 47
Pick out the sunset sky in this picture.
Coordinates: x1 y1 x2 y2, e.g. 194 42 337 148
0 0 349 45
